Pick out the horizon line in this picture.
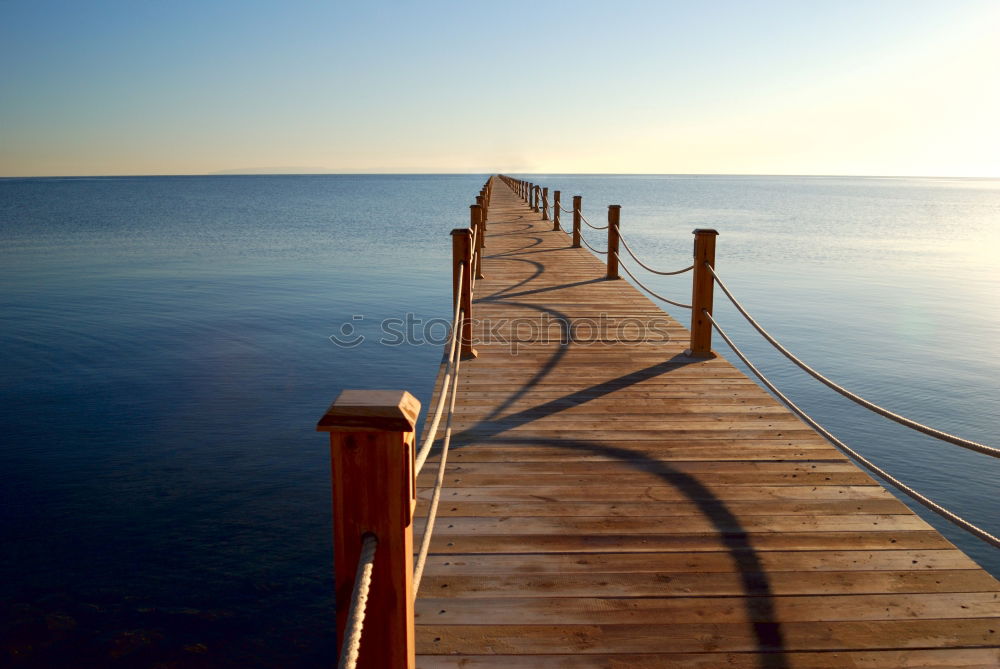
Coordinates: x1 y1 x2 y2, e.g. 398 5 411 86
3 171 1000 180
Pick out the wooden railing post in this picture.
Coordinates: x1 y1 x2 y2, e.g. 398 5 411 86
607 205 621 279
471 204 485 280
553 191 561 231
317 390 420 669
533 185 540 213
451 228 478 358
572 195 582 248
541 187 549 220
688 229 719 358
475 195 486 247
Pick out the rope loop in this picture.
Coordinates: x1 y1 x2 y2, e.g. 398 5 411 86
579 210 609 230
579 232 608 255
615 252 692 309
619 235 694 276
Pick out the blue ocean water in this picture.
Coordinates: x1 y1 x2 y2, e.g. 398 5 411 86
1 174 998 665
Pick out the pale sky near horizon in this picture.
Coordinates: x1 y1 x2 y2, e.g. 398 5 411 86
2 0 999 177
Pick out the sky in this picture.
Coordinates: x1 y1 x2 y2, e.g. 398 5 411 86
1 0 999 177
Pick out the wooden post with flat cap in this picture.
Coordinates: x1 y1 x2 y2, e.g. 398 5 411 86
316 389 420 669
541 187 549 220
687 228 719 358
452 228 478 358
553 190 561 230
471 204 485 280
572 195 582 247
475 195 486 247
607 205 621 279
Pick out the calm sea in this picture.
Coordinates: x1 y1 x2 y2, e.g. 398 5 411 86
1 174 998 666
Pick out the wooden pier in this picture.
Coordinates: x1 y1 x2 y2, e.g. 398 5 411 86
319 176 1000 668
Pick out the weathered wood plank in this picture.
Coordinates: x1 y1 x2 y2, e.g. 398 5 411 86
416 569 998 598
418 499 912 517
417 648 999 668
422 531 955 554
413 514 931 535
416 592 1000 624
418 618 1000 654
417 484 893 502
419 549 980 575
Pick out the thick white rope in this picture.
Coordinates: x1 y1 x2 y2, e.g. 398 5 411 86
412 308 465 596
579 232 608 255
414 269 464 475
579 210 609 230
337 533 378 669
706 311 1000 548
708 265 1000 459
615 252 693 309
619 235 694 276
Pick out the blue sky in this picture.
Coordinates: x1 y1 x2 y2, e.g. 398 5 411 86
2 0 998 176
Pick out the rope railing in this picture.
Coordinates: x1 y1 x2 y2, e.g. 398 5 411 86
619 235 694 276
705 310 1000 548
579 231 608 255
579 210 608 230
337 533 378 669
615 252 692 309
412 303 465 596
414 269 464 475
707 265 1000 460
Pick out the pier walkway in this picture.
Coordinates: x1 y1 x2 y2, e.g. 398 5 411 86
409 179 1000 667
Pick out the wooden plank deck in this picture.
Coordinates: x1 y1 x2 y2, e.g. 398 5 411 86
413 179 1000 667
